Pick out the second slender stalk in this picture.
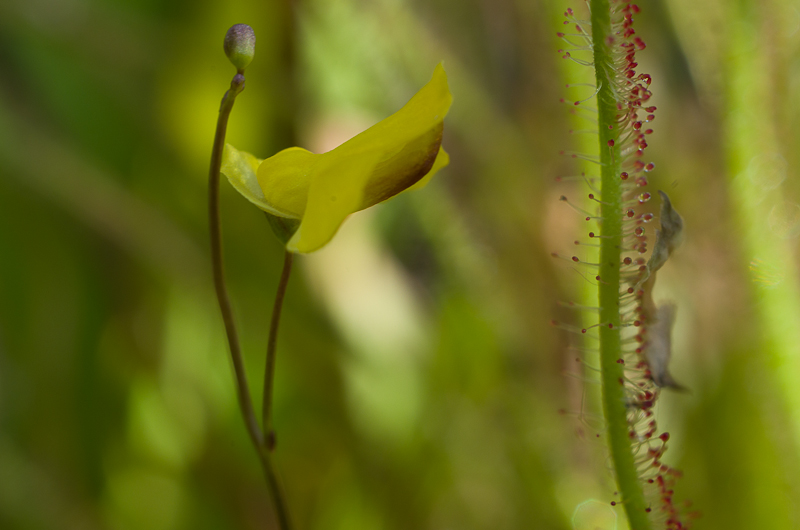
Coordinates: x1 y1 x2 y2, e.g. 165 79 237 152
261 250 294 530
263 250 294 441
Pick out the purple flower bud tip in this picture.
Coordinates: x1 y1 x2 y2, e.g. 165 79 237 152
224 24 255 71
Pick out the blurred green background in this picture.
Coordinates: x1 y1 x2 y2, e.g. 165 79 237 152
1 0 799 528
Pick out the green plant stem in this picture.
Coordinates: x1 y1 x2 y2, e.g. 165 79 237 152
209 72 263 451
263 251 293 438
260 251 294 530
260 451 293 530
208 72 293 530
590 1 652 528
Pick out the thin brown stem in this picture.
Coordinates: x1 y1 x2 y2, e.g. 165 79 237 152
260 447 293 530
263 251 293 439
208 72 293 530
208 72 263 451
261 249 294 530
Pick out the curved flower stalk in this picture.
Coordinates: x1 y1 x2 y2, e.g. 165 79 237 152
555 2 694 528
222 63 452 253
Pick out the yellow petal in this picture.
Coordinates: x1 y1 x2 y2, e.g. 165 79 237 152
233 63 452 253
405 146 449 193
220 144 302 243
286 148 381 253
343 63 452 209
221 143 308 221
220 144 269 211
256 146 317 218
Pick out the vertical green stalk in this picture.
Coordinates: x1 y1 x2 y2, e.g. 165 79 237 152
590 1 652 528
208 72 264 455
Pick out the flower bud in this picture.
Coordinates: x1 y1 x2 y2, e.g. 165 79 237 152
224 24 255 71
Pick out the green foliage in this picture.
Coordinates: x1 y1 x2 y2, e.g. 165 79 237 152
0 0 799 528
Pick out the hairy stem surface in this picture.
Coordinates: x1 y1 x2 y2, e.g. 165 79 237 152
590 1 652 527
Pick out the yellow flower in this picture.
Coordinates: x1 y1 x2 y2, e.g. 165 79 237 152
221 64 452 253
